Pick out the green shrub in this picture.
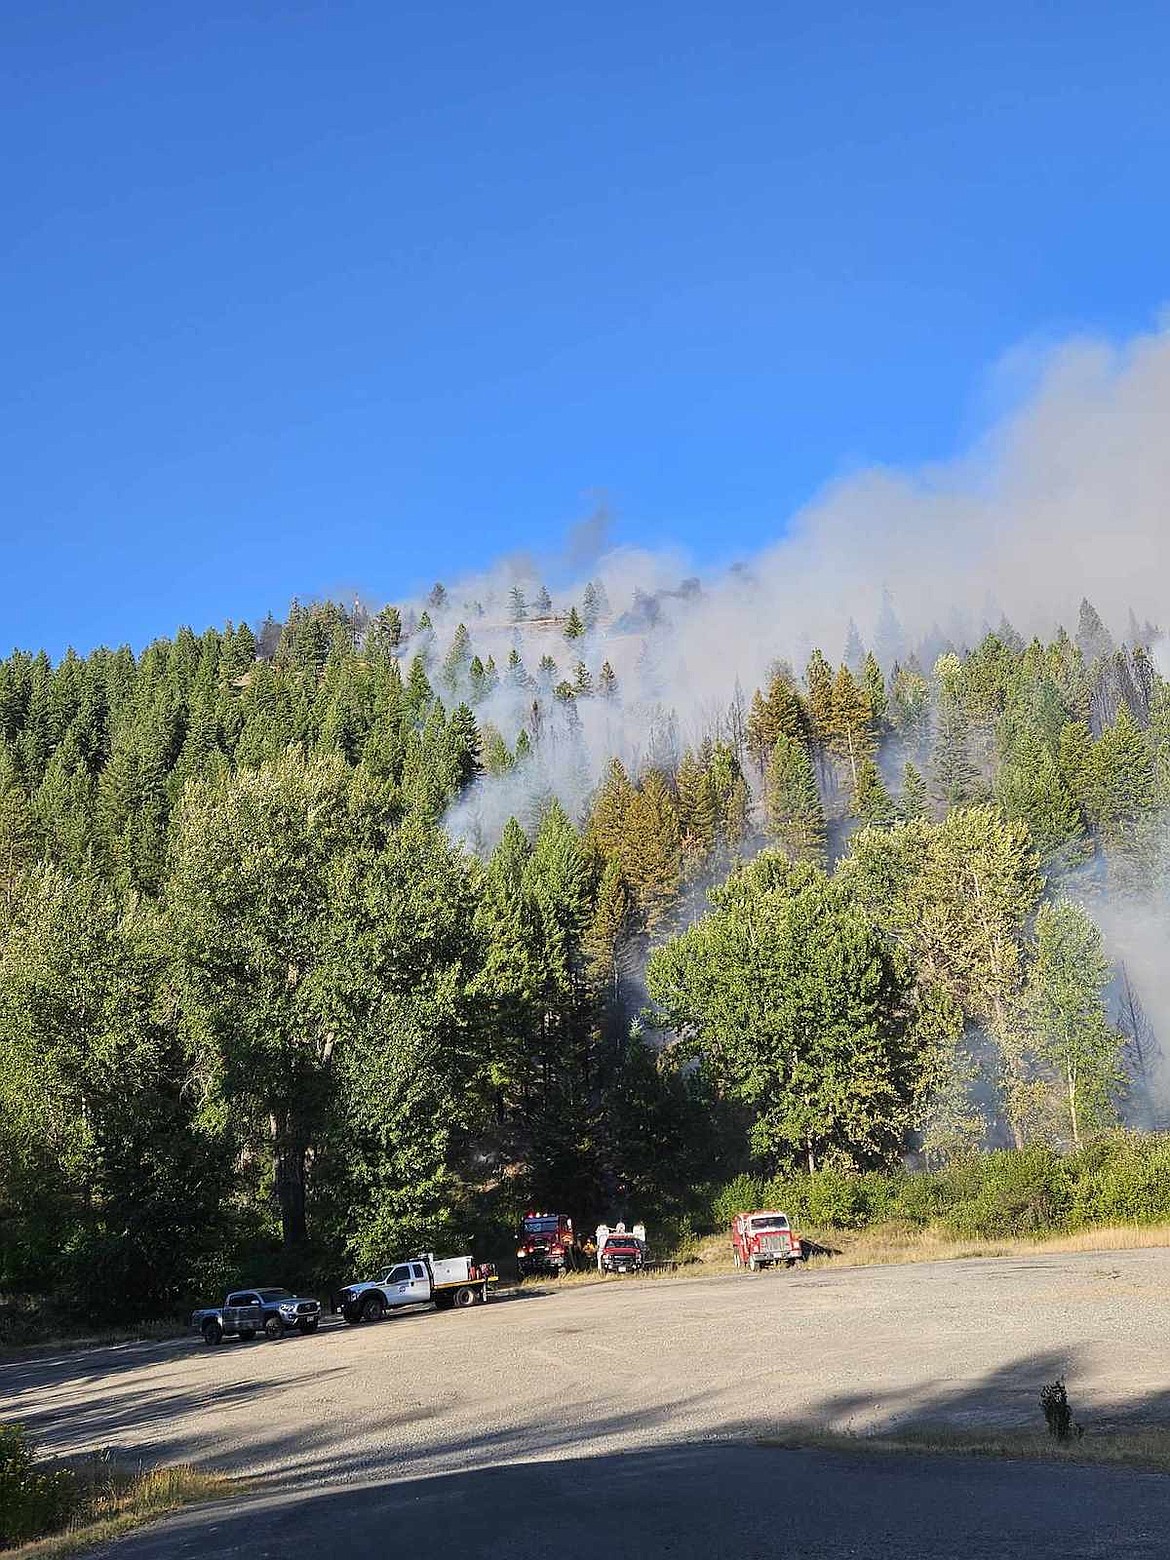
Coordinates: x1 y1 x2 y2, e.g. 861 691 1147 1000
699 1134 1170 1243
709 1174 764 1227
1068 1135 1170 1226
0 1424 78 1547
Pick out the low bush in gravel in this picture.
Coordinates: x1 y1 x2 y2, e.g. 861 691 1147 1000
0 1423 228 1553
697 1133 1170 1245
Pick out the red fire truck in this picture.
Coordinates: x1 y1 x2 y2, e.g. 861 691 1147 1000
731 1210 804 1271
516 1211 577 1277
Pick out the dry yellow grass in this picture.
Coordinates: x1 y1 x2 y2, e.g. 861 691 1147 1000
5 1466 238 1558
797 1221 1170 1269
517 1223 1170 1294
757 1426 1170 1475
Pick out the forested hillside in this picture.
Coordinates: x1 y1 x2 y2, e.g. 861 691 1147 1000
1 584 1167 1320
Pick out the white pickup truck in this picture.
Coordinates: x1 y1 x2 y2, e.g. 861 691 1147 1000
338 1253 497 1322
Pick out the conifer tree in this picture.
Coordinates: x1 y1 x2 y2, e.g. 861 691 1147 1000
534 585 553 616
509 585 528 623
930 696 979 811
1076 598 1113 663
589 758 636 861
899 761 928 820
441 624 472 691
427 583 448 610
622 771 682 930
417 610 433 632
1089 704 1156 857
745 669 809 774
852 758 896 826
480 725 513 775
764 735 826 863
804 649 834 744
404 655 433 714
564 606 586 641
826 664 876 789
0 743 39 928
676 749 718 875
582 582 604 628
573 662 593 697
598 661 617 700
367 605 402 657
861 652 888 732
843 619 865 672
889 664 932 757
996 729 1087 866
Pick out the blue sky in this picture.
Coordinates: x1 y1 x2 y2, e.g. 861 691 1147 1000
4 1 1169 657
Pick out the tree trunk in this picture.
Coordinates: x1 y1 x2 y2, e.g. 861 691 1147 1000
1067 1063 1080 1149
273 1124 308 1250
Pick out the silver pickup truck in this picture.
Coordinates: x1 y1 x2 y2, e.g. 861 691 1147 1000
191 1287 322 1345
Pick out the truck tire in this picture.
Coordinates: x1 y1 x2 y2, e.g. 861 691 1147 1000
361 1293 386 1323
298 1317 319 1334
453 1285 476 1309
202 1318 223 1345
748 1257 759 1272
478 1283 488 1304
433 1292 455 1311
264 1315 283 1339
238 1328 256 1341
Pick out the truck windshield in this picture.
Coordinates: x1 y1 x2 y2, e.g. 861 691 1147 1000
257 1289 294 1301
750 1216 789 1232
523 1218 561 1236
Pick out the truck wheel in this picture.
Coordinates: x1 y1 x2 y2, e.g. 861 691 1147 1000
733 1249 741 1269
453 1285 476 1308
298 1318 319 1334
361 1293 385 1323
238 1328 256 1341
342 1306 361 1324
202 1318 223 1345
748 1257 759 1272
478 1284 488 1304
434 1293 455 1311
264 1315 283 1339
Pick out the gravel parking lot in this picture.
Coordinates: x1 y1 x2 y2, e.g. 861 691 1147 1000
5 1247 1169 1490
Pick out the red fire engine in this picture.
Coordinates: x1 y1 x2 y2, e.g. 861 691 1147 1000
731 1210 805 1271
516 1211 577 1277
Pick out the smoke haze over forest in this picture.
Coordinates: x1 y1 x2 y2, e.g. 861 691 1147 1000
390 323 1170 836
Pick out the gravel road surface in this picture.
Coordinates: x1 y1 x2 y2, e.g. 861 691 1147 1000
4 1249 1170 1554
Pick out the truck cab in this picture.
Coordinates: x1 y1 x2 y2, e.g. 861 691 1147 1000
516 1212 576 1277
596 1221 647 1273
731 1211 804 1271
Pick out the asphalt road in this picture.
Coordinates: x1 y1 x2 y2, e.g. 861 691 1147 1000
5 1249 1170 1555
93 1445 1170 1560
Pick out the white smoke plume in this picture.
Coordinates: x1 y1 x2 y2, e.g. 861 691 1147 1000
404 320 1170 831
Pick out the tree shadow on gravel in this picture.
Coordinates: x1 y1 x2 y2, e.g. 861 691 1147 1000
788 1347 1170 1439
